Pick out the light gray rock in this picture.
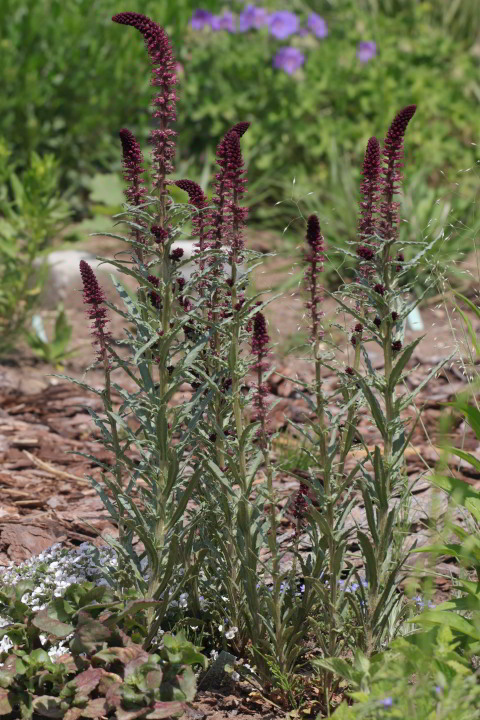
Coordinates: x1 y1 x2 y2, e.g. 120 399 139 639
35 242 244 308
33 250 120 309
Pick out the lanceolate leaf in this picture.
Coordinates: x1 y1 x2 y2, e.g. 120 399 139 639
388 335 423 391
447 447 480 473
357 379 387 439
357 530 378 594
397 351 455 411
410 609 480 640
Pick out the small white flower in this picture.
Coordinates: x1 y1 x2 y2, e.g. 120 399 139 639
218 625 223 633
225 626 238 640
221 596 228 602
190 626 198 631
231 671 240 681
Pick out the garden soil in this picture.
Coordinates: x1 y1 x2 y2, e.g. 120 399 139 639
0 232 478 718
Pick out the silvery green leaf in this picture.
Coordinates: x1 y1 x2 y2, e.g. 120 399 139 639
182 331 212 370
357 379 386 439
344 591 364 626
205 459 236 497
67 451 113 474
403 234 442 267
379 508 397 560
373 447 388 511
136 360 155 393
133 333 164 363
326 293 368 327
85 406 113 446
239 422 261 454
397 351 455 411
371 556 408 628
294 390 317 414
49 374 103 395
360 487 379 545
391 413 420 471
167 471 201 532
388 336 423 391
309 508 334 540
361 345 379 375
245 450 264 494
111 274 143 320
90 476 119 520
357 530 378 594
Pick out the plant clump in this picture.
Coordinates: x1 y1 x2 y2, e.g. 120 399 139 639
1 8 477 720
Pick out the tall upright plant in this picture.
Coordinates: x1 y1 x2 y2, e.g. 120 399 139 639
66 10 455 710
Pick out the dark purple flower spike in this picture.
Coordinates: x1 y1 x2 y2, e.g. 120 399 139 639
174 180 210 287
359 136 381 239
119 128 146 206
112 13 177 189
80 260 111 366
304 214 325 342
251 311 271 444
380 105 416 241
209 122 250 257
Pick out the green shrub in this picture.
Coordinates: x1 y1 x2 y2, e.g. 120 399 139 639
0 0 223 195
321 627 480 719
0 141 71 356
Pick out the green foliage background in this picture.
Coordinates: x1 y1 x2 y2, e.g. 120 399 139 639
0 0 478 282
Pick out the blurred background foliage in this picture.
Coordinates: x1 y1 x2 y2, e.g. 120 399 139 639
0 0 478 282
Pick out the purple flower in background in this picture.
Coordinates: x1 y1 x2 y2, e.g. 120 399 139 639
211 10 236 32
273 46 305 74
307 13 328 39
357 41 377 63
190 9 213 30
268 10 298 39
381 698 393 708
239 4 269 32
